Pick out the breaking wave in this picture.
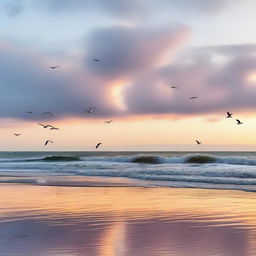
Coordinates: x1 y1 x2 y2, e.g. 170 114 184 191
1 154 256 166
1 152 256 191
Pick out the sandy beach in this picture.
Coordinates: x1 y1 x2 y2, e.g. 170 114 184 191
1 181 256 256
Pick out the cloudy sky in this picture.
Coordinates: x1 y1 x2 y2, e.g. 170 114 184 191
0 0 256 150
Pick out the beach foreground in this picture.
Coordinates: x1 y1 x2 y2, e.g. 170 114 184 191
1 182 256 256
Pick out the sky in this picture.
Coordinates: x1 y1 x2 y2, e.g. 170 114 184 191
0 0 256 151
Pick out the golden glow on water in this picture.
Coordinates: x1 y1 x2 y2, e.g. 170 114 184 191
1 185 256 224
100 222 127 256
1 185 256 255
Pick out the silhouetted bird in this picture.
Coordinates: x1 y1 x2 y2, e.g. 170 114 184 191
50 66 59 69
50 127 59 130
170 86 179 89
93 59 99 62
86 107 95 113
196 140 202 145
96 143 102 149
190 97 198 100
38 123 52 128
26 111 32 114
45 140 53 146
105 120 113 123
226 112 233 118
236 119 243 125
14 133 21 136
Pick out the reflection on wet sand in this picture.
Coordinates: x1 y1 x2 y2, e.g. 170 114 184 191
0 184 256 256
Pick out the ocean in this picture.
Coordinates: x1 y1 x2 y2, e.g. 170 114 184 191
1 151 256 192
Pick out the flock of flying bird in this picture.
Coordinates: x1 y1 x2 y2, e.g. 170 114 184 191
13 61 244 149
17 105 110 148
170 85 244 145
13 60 112 148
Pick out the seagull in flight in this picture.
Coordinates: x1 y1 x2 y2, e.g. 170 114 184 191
93 59 99 62
196 140 202 145
50 127 59 130
105 120 113 123
50 66 59 69
190 97 198 100
38 123 52 128
86 107 96 114
45 140 54 146
42 112 53 115
26 111 32 114
96 143 102 149
236 119 243 125
226 112 233 118
13 133 21 136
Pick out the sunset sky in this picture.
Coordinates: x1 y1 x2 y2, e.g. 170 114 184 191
0 0 256 150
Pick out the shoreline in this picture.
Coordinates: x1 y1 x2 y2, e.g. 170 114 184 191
0 174 255 193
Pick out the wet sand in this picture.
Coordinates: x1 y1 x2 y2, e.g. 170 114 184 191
1 182 256 256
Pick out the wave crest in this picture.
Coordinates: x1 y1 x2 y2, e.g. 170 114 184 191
132 156 162 164
185 155 216 164
24 156 81 162
43 156 81 162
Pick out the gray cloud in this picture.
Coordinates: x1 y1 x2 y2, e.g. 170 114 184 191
124 44 256 116
84 25 190 79
0 44 120 120
0 24 256 121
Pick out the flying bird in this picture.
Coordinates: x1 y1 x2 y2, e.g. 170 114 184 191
105 120 113 123
170 86 179 89
38 123 52 128
96 143 102 149
236 119 243 125
190 97 198 100
13 133 21 136
196 140 202 145
50 66 59 69
93 59 99 62
226 112 233 118
50 127 59 130
42 112 53 115
86 107 96 114
45 140 54 146
26 111 32 114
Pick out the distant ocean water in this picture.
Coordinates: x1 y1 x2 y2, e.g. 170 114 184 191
1 151 256 192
